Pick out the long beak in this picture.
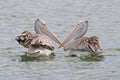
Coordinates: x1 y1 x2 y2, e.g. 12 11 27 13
58 20 88 48
34 19 62 45
40 24 62 45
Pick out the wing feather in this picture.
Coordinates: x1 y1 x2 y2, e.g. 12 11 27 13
64 37 96 52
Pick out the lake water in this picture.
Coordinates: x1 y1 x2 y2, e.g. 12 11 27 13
0 0 120 80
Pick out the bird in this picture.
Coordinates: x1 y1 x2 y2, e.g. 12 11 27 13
15 19 62 57
58 20 102 54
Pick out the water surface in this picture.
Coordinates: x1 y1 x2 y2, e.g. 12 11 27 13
0 0 120 80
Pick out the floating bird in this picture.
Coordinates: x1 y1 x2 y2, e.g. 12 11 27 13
59 21 102 54
16 19 61 57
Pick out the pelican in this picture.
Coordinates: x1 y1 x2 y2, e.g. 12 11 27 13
16 19 61 57
59 20 102 54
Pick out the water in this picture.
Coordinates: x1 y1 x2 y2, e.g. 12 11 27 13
0 0 120 80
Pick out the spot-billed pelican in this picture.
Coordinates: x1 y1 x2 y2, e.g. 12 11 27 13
59 21 102 54
16 19 61 57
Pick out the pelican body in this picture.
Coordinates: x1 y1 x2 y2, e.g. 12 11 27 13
59 21 102 54
16 19 61 57
63 36 101 53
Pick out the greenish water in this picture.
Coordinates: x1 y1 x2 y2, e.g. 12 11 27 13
0 0 120 80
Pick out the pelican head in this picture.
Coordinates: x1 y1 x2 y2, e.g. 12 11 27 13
34 18 62 45
59 20 88 48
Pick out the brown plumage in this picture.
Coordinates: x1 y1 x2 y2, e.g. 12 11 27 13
59 20 102 53
15 31 33 48
64 36 101 53
15 19 61 56
15 31 54 50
